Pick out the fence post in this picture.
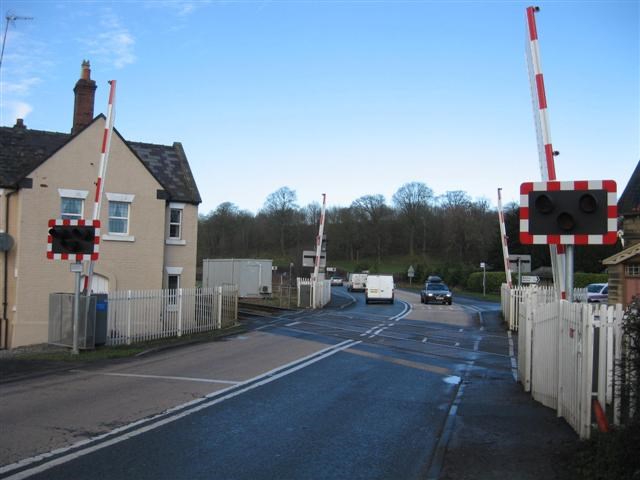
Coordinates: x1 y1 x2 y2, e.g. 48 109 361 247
581 303 594 439
126 290 132 345
217 286 222 329
557 300 564 418
596 306 607 415
177 288 183 337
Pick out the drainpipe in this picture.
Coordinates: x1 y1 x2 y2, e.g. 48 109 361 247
2 189 16 349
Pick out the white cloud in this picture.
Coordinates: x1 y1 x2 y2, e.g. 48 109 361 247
85 11 136 69
1 77 42 95
1 100 33 125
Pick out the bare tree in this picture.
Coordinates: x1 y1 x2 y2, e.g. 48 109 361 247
392 182 434 256
261 186 299 256
351 194 391 265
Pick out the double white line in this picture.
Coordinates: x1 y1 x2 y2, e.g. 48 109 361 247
0 339 361 480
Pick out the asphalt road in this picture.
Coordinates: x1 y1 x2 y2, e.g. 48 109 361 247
1 287 512 480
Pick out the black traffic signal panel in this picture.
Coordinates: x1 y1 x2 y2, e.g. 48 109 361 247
528 189 607 235
48 225 97 255
520 181 617 245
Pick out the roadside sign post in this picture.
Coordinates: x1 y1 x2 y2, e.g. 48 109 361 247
407 265 415 286
70 262 83 355
480 262 486 296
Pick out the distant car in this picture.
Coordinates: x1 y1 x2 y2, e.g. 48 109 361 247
586 283 608 303
330 276 344 286
421 283 452 305
427 275 443 284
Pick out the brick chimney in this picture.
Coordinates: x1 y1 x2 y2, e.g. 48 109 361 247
71 60 97 135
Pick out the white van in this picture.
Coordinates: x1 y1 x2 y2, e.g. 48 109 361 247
348 273 368 292
365 275 394 304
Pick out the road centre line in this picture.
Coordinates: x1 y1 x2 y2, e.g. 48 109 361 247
0 339 361 480
90 372 240 385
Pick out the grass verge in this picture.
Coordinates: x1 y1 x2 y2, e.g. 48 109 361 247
12 324 246 363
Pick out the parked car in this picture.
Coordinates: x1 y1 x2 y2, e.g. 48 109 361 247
421 283 453 305
586 283 608 303
330 276 344 286
365 275 394 304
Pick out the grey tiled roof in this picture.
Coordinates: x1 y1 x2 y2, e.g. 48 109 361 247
0 126 69 187
128 141 201 204
618 160 639 216
0 119 200 204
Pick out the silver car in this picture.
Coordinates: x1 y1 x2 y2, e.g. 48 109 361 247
586 283 608 303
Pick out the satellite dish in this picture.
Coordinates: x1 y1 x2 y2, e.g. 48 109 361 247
0 232 14 252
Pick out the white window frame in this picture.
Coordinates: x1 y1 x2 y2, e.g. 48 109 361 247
166 202 186 245
103 193 135 242
626 264 640 277
58 189 88 220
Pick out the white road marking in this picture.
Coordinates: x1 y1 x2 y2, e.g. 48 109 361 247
454 342 460 347
285 321 301 327
508 331 518 381
95 372 240 385
1 339 361 480
473 340 480 351
422 337 428 343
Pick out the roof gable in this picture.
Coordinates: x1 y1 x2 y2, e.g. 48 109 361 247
0 119 200 204
618 160 640 216
602 242 640 265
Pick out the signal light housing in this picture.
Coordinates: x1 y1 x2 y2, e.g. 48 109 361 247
519 180 617 245
47 219 100 261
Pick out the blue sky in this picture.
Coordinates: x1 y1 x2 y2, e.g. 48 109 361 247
1 0 638 215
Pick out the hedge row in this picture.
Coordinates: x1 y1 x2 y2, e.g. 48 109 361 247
466 272 507 294
465 271 609 293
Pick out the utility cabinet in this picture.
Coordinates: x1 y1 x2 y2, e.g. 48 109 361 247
202 259 272 298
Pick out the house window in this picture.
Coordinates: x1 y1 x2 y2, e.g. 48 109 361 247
108 201 129 234
169 208 182 239
61 197 83 220
166 203 186 245
104 193 135 240
626 264 640 277
58 189 88 220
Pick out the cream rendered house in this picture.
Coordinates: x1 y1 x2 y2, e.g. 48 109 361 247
0 62 201 348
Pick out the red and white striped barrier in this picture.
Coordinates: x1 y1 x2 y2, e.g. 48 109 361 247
525 6 566 298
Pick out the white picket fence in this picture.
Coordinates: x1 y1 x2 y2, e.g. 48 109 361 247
501 284 587 332
105 285 239 346
297 278 331 308
503 285 625 438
